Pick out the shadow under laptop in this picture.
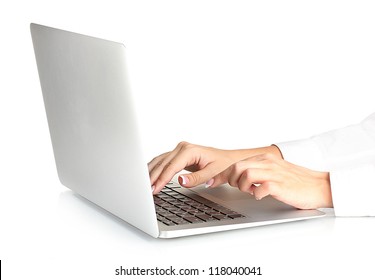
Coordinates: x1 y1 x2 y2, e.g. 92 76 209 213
57 190 155 242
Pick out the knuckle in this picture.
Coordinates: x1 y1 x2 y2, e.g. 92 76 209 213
263 153 274 159
148 154 164 166
240 168 253 183
244 169 253 181
255 153 275 162
264 153 278 163
161 160 178 175
189 172 202 185
232 162 243 174
177 141 191 150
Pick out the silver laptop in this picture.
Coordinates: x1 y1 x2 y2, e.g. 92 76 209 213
30 23 325 238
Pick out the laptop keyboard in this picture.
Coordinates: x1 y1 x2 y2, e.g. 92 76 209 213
154 184 245 226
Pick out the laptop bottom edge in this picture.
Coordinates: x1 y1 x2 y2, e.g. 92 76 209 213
158 211 326 238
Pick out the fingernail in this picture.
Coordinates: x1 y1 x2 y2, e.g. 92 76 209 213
178 175 189 186
151 185 155 193
255 196 262 201
204 179 214 188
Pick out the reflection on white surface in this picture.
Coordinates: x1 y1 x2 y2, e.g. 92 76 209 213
55 190 375 279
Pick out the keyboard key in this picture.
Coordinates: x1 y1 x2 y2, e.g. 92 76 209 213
196 214 216 222
184 216 204 224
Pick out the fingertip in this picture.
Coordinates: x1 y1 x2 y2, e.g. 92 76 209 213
204 178 214 188
253 184 270 201
178 175 189 186
152 178 169 194
249 185 256 196
152 184 161 195
210 171 228 188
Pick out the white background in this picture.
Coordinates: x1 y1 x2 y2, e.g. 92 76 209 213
1 0 375 279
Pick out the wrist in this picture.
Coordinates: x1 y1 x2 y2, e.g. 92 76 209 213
230 145 283 161
318 171 333 208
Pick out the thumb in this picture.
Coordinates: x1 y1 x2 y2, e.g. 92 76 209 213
178 164 221 187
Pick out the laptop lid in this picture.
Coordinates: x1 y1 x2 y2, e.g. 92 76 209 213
30 23 159 238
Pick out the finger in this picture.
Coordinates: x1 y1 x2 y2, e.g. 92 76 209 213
209 160 256 189
209 165 233 188
148 152 169 172
148 153 170 184
237 168 273 194
149 154 170 186
152 160 186 193
226 160 259 188
252 181 280 201
203 154 281 189
149 143 186 189
149 142 186 175
178 161 222 188
152 144 203 192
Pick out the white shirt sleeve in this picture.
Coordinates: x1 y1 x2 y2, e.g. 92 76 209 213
276 113 375 216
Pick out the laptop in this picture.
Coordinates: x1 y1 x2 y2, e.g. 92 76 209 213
30 23 325 238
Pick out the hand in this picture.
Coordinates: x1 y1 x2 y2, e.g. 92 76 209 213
210 153 333 209
148 142 282 194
